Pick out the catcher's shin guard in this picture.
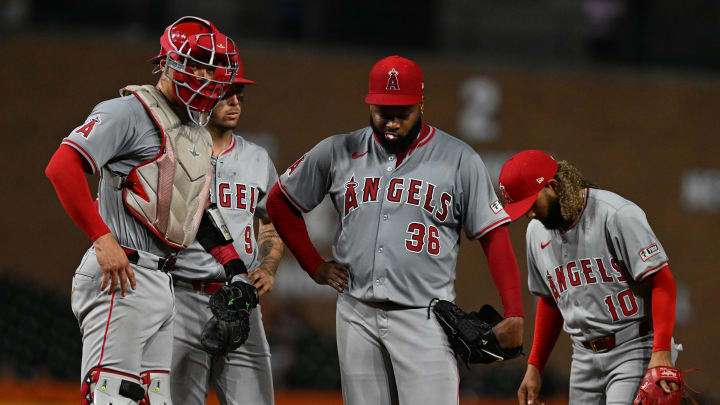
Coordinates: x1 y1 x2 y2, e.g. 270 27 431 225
81 368 145 405
140 370 172 405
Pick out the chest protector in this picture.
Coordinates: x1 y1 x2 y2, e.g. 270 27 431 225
112 85 213 249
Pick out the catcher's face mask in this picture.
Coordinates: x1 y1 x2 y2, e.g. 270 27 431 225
153 17 239 126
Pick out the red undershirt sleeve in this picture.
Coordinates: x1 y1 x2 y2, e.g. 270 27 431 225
266 183 324 276
646 265 676 352
479 225 524 318
45 145 111 241
527 296 564 371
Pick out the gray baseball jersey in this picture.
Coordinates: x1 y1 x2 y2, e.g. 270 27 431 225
63 95 173 257
65 93 183 384
170 134 278 405
526 188 669 339
278 123 510 307
173 134 279 280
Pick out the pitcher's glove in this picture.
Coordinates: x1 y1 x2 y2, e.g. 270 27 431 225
430 299 523 364
633 366 693 405
201 275 259 355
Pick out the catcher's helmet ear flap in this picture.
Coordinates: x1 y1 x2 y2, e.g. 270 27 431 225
152 16 239 125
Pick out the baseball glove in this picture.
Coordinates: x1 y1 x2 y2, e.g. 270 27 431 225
208 275 259 322
200 313 251 356
430 299 523 364
201 276 259 355
633 366 697 405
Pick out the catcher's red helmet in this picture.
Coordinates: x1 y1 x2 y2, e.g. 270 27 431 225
152 16 239 125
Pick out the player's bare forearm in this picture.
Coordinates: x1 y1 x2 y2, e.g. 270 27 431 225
249 219 284 296
256 220 284 275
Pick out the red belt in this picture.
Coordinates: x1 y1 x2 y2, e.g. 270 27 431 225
173 276 225 295
582 319 652 353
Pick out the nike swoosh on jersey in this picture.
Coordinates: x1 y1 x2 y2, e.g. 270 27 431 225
351 151 368 159
541 240 551 249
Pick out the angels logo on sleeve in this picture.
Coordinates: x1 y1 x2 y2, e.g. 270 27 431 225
74 116 101 138
287 154 306 176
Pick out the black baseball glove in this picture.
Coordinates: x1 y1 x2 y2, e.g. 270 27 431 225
430 299 523 364
201 276 259 355
200 313 251 356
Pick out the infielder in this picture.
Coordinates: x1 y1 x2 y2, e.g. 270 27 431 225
170 70 284 405
45 17 239 404
266 55 524 405
498 150 682 405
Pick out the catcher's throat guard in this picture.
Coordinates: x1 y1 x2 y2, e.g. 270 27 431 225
430 298 523 365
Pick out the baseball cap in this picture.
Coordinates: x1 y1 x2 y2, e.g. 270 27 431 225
364 55 423 106
498 150 559 221
233 57 256 84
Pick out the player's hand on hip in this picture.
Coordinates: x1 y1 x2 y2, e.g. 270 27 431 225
312 261 349 292
647 350 680 393
518 364 544 405
493 316 524 348
93 233 136 297
248 266 275 296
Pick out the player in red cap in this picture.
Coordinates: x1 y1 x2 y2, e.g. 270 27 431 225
266 55 525 404
498 150 685 405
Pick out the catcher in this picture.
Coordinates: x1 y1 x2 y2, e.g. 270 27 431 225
498 150 686 405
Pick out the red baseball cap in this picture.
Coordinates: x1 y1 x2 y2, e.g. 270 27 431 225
233 57 256 85
498 150 559 221
365 55 423 106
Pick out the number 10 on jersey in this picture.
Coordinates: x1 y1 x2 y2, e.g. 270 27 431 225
405 222 440 255
604 288 639 321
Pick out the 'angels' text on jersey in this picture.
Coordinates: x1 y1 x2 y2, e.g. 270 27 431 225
218 182 258 214
343 175 451 221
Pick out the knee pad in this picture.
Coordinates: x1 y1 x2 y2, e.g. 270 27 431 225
81 368 145 405
140 370 172 405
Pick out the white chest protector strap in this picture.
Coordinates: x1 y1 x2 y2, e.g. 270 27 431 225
110 85 212 249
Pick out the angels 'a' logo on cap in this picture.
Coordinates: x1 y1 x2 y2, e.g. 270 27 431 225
536 177 545 184
386 68 400 91
499 184 512 203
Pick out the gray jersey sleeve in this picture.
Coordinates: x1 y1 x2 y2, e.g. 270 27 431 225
62 96 141 174
609 204 669 280
277 136 334 213
526 222 553 296
255 150 279 221
456 150 511 239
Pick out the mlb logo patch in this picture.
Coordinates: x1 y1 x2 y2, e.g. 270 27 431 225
639 243 660 262
490 200 503 214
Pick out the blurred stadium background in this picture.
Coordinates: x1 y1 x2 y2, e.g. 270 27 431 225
1 0 719 404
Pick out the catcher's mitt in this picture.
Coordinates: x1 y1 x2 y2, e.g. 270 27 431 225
208 276 259 322
201 275 259 355
430 299 523 364
633 366 697 405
